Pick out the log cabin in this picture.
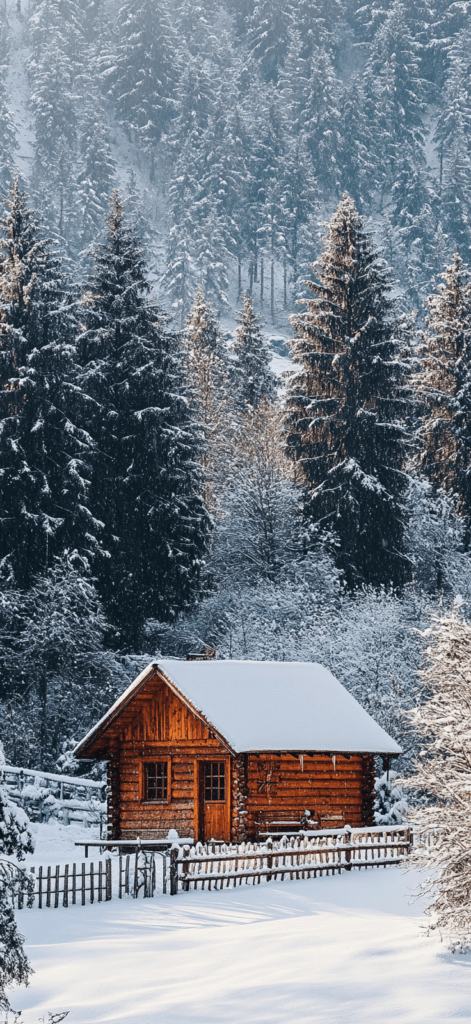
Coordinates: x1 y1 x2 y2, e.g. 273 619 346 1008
74 658 401 843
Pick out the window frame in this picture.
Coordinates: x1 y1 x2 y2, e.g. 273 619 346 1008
140 758 171 804
203 761 226 803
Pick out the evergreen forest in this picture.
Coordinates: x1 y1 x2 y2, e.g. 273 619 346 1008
1 0 471 784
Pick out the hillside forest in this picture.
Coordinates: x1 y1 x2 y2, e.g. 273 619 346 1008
0 0 471 782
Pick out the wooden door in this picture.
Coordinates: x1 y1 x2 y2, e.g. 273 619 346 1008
199 761 230 841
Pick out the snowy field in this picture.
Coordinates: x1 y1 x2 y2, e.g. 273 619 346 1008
13 863 471 1024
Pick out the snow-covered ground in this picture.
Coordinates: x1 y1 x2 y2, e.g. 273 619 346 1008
13 866 471 1024
24 819 102 868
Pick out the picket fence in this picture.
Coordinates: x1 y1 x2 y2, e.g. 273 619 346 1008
12 825 412 909
13 852 160 908
176 825 413 891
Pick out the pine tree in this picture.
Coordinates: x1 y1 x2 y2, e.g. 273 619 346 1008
79 193 211 649
27 0 83 242
440 132 471 255
412 253 471 525
364 1 426 178
286 195 410 589
101 0 178 149
338 74 376 207
0 88 17 193
185 289 232 513
248 0 293 82
232 293 276 410
0 180 102 587
303 46 342 189
76 98 116 251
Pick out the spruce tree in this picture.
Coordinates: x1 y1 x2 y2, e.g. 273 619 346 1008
101 0 177 148
0 180 101 587
79 193 211 649
76 98 116 251
412 253 471 525
185 290 232 513
286 195 410 589
232 294 276 410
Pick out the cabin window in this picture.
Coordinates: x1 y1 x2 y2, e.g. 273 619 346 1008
204 762 225 801
144 761 168 801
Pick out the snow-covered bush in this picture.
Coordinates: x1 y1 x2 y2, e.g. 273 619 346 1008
0 747 34 1012
402 612 471 951
374 771 408 825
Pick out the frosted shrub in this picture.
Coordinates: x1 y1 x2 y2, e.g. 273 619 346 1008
374 771 408 825
403 612 471 951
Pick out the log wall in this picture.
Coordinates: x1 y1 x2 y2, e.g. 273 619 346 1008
243 753 372 835
87 671 376 840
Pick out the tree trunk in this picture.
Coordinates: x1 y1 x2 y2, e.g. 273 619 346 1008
271 259 275 320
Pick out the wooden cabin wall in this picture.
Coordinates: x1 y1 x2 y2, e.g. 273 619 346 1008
103 675 231 840
98 672 376 840
243 753 374 836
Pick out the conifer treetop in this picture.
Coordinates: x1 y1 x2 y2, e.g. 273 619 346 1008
412 251 471 516
233 292 276 409
286 194 410 589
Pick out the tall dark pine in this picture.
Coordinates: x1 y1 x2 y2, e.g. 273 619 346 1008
0 180 100 587
412 253 471 526
286 195 410 589
79 193 210 650
232 294 276 410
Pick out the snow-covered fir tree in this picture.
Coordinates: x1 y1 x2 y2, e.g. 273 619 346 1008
412 253 471 527
286 195 411 589
76 98 116 251
101 0 178 150
232 293 276 410
185 289 232 514
374 770 408 825
79 193 211 649
0 180 102 587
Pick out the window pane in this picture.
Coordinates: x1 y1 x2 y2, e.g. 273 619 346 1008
204 762 225 801
145 762 168 800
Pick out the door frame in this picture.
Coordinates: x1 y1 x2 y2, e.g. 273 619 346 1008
194 757 232 842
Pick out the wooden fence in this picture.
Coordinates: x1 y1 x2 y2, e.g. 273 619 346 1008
14 826 412 908
1 764 106 828
14 853 161 908
175 825 412 892
16 860 112 908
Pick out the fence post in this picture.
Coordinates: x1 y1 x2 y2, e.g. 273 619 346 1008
344 827 352 872
106 858 112 901
181 845 190 892
266 838 273 882
169 846 179 895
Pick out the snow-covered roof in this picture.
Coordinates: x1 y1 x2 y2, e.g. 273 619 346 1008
75 659 401 757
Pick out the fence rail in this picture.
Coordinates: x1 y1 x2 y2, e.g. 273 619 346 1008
0 763 106 828
176 826 412 892
14 826 412 909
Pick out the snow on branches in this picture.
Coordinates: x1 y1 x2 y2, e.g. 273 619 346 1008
403 611 471 951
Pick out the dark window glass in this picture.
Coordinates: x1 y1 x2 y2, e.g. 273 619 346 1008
144 762 168 801
204 762 225 801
